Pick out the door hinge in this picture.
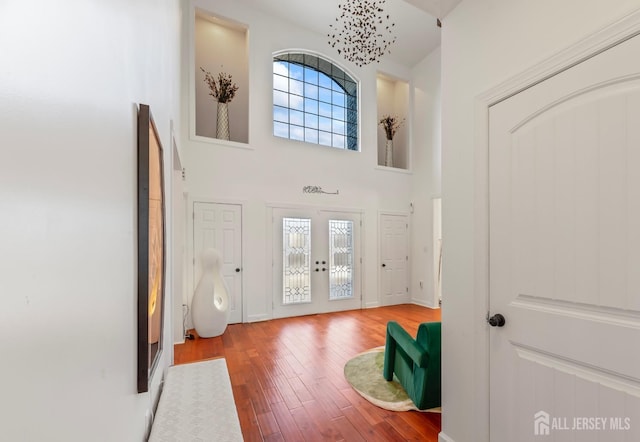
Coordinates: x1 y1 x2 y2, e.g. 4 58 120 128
360 220 362 226
360 257 362 263
406 255 408 261
406 287 409 292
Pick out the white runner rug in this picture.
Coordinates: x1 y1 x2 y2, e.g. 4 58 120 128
149 358 243 441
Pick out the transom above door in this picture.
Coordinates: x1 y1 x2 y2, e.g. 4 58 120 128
271 207 362 319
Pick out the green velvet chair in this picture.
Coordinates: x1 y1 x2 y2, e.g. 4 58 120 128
383 321 441 410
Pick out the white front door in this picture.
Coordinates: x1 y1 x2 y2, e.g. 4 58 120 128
380 213 409 306
489 34 640 440
193 202 242 324
272 207 361 319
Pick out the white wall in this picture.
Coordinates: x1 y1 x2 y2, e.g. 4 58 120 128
440 1 640 441
409 46 441 308
0 0 181 440
182 0 438 322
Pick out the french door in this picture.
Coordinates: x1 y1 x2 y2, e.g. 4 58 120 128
272 207 361 319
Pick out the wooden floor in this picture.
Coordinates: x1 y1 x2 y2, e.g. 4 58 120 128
174 304 442 441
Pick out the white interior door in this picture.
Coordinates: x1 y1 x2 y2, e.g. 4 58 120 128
193 202 242 324
272 207 361 319
380 213 409 306
489 34 640 440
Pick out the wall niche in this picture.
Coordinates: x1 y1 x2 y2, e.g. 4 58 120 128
194 10 249 144
376 72 409 170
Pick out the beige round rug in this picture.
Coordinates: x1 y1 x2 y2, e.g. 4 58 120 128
343 347 441 413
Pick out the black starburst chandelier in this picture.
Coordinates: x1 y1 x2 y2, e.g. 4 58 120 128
328 0 397 67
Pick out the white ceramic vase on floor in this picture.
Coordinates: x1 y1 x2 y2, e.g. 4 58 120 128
191 248 230 338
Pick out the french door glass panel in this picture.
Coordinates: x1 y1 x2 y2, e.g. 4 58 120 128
328 219 354 300
282 217 311 305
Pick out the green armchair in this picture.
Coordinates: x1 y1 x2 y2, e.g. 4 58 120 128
383 321 441 410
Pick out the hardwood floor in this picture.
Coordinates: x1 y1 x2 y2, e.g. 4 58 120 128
174 304 442 441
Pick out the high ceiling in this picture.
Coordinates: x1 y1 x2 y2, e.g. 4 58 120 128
235 0 462 67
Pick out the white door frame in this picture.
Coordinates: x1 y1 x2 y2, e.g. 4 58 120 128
470 10 640 441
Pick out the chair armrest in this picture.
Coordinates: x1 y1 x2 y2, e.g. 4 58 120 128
386 321 429 368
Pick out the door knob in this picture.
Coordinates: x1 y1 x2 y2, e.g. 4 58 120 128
235 268 241 273
315 268 319 272
322 268 327 272
488 313 506 327
381 263 386 267
322 260 326 265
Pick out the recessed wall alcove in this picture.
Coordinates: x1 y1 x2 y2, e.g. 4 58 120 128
194 10 249 144
376 72 409 170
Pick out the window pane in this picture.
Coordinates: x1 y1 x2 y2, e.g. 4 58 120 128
329 219 354 300
319 101 332 118
319 131 332 146
290 94 304 111
273 74 288 92
319 72 332 89
289 63 304 80
290 79 304 96
304 83 318 100
304 67 318 84
283 218 311 304
319 87 332 104
290 125 304 141
332 134 345 149
274 90 288 107
273 105 288 123
333 119 345 135
304 98 318 114
304 128 318 144
319 116 332 132
273 61 289 76
332 105 345 120
305 113 318 129
274 121 289 138
290 109 304 126
332 90 345 107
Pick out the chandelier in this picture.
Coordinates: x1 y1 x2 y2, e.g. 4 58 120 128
328 0 397 67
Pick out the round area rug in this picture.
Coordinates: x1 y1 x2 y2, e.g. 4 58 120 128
343 347 441 413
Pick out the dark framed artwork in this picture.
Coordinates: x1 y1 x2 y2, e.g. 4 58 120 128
137 104 166 393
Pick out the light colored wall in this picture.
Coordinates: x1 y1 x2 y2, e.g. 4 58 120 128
409 46 441 308
183 0 439 322
376 74 410 169
440 1 640 441
0 0 181 440
195 15 249 143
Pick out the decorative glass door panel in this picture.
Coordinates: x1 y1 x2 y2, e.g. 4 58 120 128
328 219 354 300
273 208 361 319
282 218 311 305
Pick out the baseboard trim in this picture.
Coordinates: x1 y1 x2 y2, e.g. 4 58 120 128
411 299 439 309
247 314 271 323
439 432 455 442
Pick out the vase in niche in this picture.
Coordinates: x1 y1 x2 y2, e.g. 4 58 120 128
385 139 394 167
216 102 230 141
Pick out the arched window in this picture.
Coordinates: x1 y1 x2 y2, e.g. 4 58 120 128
273 52 358 150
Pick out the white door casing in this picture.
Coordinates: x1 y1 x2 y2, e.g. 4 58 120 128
380 213 409 306
193 202 242 324
272 207 362 319
489 33 640 441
